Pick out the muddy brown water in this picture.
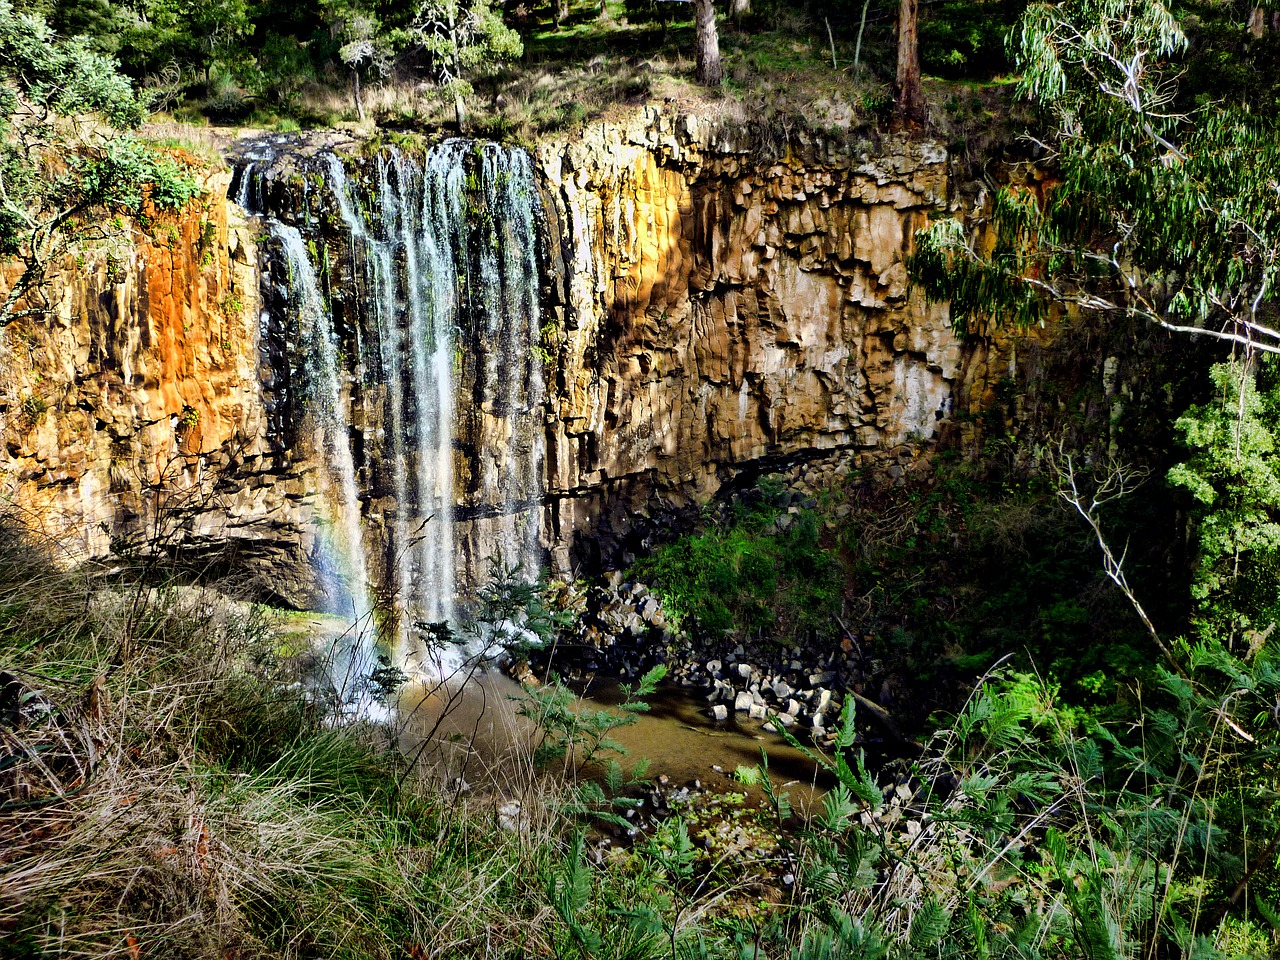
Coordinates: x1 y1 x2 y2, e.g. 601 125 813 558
396 672 833 811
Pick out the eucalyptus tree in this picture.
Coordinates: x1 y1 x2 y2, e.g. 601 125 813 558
904 11 1280 942
912 0 1280 666
912 0 1280 358
0 0 199 325
895 0 922 120
412 0 522 129
336 10 390 122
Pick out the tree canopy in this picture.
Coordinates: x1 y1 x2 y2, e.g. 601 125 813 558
0 0 199 322
411 0 522 129
911 0 1280 674
913 0 1280 358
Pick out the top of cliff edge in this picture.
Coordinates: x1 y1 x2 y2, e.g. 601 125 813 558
133 1 1030 158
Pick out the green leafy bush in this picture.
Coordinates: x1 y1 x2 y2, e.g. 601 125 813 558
632 489 842 646
1168 359 1280 645
70 136 203 215
0 0 200 323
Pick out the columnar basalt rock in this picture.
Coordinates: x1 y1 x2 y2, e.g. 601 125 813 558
535 111 965 568
0 113 1045 609
0 168 325 605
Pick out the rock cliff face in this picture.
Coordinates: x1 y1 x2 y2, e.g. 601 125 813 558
536 112 962 567
0 112 1036 610
0 169 327 604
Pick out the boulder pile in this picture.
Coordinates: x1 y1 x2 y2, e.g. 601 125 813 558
515 576 889 751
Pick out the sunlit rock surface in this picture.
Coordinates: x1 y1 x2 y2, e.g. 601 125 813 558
0 168 325 603
0 111 1041 608
536 112 961 567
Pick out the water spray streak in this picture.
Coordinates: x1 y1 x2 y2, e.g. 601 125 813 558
471 147 545 577
272 223 376 696
242 141 546 680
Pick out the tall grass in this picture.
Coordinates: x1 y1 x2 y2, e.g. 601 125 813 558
6 513 1274 960
0 524 573 959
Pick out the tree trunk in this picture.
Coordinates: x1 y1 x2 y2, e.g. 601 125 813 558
730 0 750 19
454 89 467 131
1249 5 1265 37
854 0 871 69
446 8 466 130
352 69 365 122
694 0 722 85
556 0 570 26
895 0 924 122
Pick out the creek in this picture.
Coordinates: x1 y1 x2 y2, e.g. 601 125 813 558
395 671 832 813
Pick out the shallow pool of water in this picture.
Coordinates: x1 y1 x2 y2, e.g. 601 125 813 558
396 672 833 809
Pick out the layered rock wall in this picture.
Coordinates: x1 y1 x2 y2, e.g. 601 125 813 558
0 168 325 602
536 112 966 567
0 114 1042 604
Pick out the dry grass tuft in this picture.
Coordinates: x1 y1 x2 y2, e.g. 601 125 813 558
0 521 611 960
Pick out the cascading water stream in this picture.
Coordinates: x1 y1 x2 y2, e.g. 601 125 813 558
471 146 546 579
271 223 377 700
325 146 468 636
238 140 546 687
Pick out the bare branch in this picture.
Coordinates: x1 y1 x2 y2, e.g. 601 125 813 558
1050 443 1187 678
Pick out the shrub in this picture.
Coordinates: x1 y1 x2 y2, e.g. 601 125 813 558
632 480 842 647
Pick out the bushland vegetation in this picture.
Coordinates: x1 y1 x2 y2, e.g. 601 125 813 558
0 521 666 959
7 0 1042 137
4 1 1280 957
6 484 1280 958
10 0 1280 138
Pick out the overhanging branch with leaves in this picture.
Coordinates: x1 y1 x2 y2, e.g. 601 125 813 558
910 0 1280 357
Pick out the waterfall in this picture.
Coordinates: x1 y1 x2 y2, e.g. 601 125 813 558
470 146 546 580
233 161 255 209
271 223 377 699
325 150 465 629
229 138 277 214
241 140 546 682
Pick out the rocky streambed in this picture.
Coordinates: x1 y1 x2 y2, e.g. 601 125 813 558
511 458 937 761
514 575 879 749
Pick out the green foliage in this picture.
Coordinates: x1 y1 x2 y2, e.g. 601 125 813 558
254 31 317 109
43 0 126 55
631 484 841 646
918 0 1027 79
0 0 199 321
411 0 523 125
4 522 1280 959
71 136 202 215
0 2 142 126
546 831 606 957
470 554 565 649
912 0 1280 359
623 0 688 29
1180 0 1280 113
1168 359 1280 644
519 663 666 771
633 464 1165 714
759 656 1280 958
20 393 47 423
